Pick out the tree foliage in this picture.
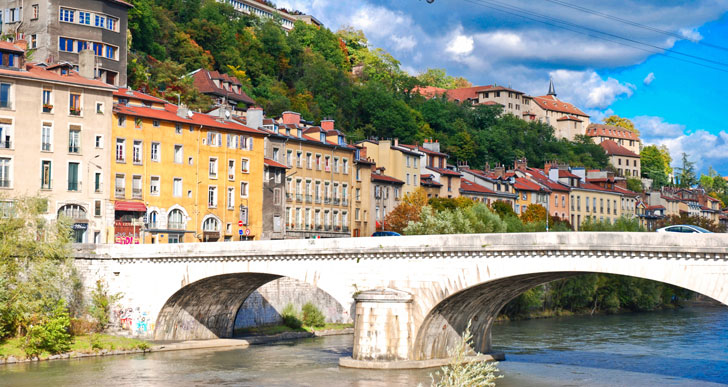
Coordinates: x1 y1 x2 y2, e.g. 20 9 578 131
384 187 428 233
641 145 673 188
655 214 727 233
677 152 697 188
603 115 639 134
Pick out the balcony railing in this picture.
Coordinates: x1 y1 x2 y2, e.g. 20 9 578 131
115 187 125 198
67 181 79 191
132 188 142 199
286 193 293 202
324 198 331 204
315 197 321 204
296 194 303 202
0 179 10 188
305 194 312 203
333 198 340 205
342 199 348 207
342 226 349 233
41 179 52 190
69 145 80 153
69 108 81 116
0 140 12 149
168 221 186 230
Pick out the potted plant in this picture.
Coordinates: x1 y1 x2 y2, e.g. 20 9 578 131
43 103 53 112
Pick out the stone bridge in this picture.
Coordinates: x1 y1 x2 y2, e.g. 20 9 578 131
74 232 728 364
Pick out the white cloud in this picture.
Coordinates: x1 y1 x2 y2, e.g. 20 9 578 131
548 69 634 110
446 33 475 56
633 115 685 140
680 27 703 42
643 72 655 85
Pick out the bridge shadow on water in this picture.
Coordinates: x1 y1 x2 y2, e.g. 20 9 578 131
497 349 728 384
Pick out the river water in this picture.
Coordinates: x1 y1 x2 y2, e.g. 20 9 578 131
1 307 727 386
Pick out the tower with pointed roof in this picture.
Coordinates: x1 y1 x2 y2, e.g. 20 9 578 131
547 77 557 97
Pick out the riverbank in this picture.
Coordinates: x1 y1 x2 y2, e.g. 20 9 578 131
0 324 354 365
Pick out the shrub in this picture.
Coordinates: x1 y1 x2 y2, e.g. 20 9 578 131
301 302 326 328
23 299 73 357
90 333 103 350
281 303 302 329
429 321 502 387
89 280 122 329
69 318 100 335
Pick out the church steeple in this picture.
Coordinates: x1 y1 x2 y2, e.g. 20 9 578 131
547 77 557 97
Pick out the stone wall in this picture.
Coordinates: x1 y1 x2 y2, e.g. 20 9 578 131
234 277 346 330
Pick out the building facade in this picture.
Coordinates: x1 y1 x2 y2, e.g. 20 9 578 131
599 139 641 178
370 169 404 232
586 123 641 155
358 138 422 197
0 43 115 243
111 89 265 244
0 0 131 85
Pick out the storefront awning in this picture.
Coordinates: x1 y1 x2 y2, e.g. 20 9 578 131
114 201 147 212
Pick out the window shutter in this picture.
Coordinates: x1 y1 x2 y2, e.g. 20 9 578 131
248 137 253 151
240 205 248 225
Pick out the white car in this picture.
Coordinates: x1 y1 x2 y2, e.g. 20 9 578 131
656 225 713 233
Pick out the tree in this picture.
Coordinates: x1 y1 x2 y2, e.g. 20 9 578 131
655 214 726 233
604 115 639 134
384 187 428 233
640 145 671 189
677 152 697 188
416 68 472 89
626 178 643 193
520 204 548 224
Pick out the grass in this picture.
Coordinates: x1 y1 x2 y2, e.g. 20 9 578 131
234 323 353 337
0 334 151 360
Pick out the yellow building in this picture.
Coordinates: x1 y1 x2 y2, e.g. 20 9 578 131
513 177 551 215
110 89 265 243
358 139 422 197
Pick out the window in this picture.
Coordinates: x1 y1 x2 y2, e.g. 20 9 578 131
114 174 125 197
172 178 182 197
132 140 142 164
94 172 101 192
94 200 102 217
150 176 160 195
117 114 126 127
356 188 361 201
207 131 221 146
227 187 235 209
286 150 293 166
240 181 249 197
59 37 74 52
343 159 349 174
208 186 217 208
67 162 79 191
153 120 160 127
175 124 182 135
68 129 80 153
115 138 125 162
107 17 117 31
202 216 220 231
132 175 142 198
174 145 183 164
92 134 103 149
32 4 39 19
306 152 312 169
0 83 11 108
96 102 104 114
240 158 249 173
168 209 184 230
78 11 90 25
41 123 52 151
60 8 74 22
41 160 51 189
69 93 81 115
150 142 160 162
0 158 10 187
209 157 218 178
228 159 235 180
95 15 105 27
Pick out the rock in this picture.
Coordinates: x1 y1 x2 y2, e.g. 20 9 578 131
6 357 17 364
49 355 60 360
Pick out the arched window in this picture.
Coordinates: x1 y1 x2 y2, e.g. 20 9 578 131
202 216 220 231
57 204 86 220
148 210 159 228
168 209 185 230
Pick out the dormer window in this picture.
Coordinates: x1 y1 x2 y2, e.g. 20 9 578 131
320 132 325 142
338 135 344 145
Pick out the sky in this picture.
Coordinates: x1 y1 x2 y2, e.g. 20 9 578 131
278 0 728 175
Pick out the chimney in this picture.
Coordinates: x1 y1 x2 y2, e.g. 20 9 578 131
247 107 264 129
282 111 301 125
393 138 399 147
359 146 368 160
177 104 190 119
484 161 490 173
78 49 95 80
494 165 505 178
321 119 335 131
548 166 559 182
423 138 440 153
572 167 586 182
514 157 527 170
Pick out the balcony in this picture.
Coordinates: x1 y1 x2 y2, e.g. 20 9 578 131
333 198 340 205
168 221 186 230
296 194 303 202
286 193 293 202
342 226 349 233
305 194 312 203
324 198 331 205
342 199 348 207
132 188 142 199
115 187 125 198
315 197 321 204
68 145 80 153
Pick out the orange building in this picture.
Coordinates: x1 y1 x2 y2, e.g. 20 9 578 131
110 89 265 243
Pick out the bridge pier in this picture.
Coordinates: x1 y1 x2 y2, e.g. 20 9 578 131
351 289 414 361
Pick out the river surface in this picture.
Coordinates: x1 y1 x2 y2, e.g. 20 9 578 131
2 306 727 386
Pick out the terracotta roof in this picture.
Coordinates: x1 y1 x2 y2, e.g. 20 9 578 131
0 41 24 53
0 63 116 90
586 123 640 141
114 88 168 104
460 179 497 194
558 170 580 179
399 144 448 157
191 69 255 105
532 95 588 117
646 205 666 210
114 103 263 134
420 174 442 187
613 185 639 197
427 166 462 177
557 115 583 122
372 174 404 184
526 168 570 192
514 177 549 192
578 182 622 194
600 140 639 157
264 158 288 169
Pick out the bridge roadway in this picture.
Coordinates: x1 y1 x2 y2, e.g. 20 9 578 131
73 232 728 364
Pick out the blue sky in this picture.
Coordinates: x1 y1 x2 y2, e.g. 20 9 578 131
279 0 728 175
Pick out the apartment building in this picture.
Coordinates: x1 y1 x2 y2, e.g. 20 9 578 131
190 68 256 114
0 42 116 243
458 164 518 204
111 89 265 244
476 86 533 117
221 0 322 31
586 123 641 155
513 176 551 215
357 138 422 197
371 168 404 232
522 163 571 221
599 139 641 178
0 0 131 85
531 82 590 141
400 140 461 198
549 167 623 229
265 112 358 239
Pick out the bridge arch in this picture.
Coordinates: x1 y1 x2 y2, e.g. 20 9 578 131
412 262 728 361
153 272 347 341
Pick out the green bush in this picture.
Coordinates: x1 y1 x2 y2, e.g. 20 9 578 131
301 302 326 328
23 299 73 357
89 280 122 329
281 303 302 329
